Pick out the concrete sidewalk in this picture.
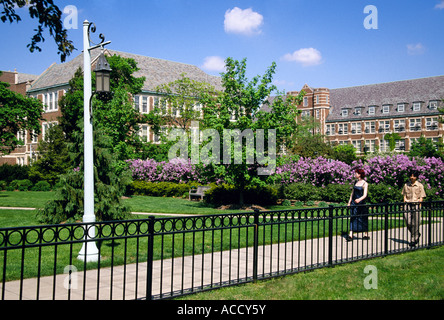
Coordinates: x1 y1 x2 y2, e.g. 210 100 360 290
2 221 440 300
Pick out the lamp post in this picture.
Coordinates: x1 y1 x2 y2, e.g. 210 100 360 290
77 20 111 262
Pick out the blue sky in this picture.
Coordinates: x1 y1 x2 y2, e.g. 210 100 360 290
1 0 444 93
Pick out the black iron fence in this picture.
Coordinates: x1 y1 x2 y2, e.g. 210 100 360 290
0 201 443 300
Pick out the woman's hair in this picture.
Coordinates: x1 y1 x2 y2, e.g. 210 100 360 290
355 168 366 178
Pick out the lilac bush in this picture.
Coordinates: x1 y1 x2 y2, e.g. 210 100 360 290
127 155 443 195
272 157 352 187
352 154 443 194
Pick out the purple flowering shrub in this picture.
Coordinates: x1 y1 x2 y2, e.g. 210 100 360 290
274 157 352 187
127 155 443 198
351 154 444 195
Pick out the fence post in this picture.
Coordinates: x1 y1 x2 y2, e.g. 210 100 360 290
427 201 432 249
146 216 155 300
328 205 334 267
384 203 389 256
253 209 260 282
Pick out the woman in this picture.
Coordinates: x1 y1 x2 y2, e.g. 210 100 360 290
346 168 370 241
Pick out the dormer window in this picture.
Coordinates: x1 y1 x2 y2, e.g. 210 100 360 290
341 109 348 117
413 102 421 111
429 101 438 110
397 103 405 112
354 107 362 116
368 106 376 115
382 105 390 114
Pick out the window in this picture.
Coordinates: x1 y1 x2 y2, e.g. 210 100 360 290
429 101 438 110
134 95 140 112
378 120 390 133
315 109 320 119
413 102 421 111
142 96 148 113
368 106 376 115
382 105 390 114
31 130 38 143
338 123 348 135
409 118 421 131
351 122 361 134
397 103 405 112
341 109 348 117
395 139 405 152
364 121 375 133
326 124 335 136
354 107 362 116
364 140 376 153
380 139 390 152
17 130 26 144
301 110 310 118
426 117 438 130
303 97 308 106
352 140 362 153
42 121 58 140
139 124 149 142
394 119 405 132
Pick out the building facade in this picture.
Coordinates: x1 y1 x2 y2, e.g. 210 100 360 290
1 49 443 165
289 76 444 154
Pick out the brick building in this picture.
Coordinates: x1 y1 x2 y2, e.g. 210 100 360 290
0 70 39 165
288 76 444 153
1 49 443 165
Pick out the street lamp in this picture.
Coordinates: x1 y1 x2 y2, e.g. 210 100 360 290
94 51 113 101
77 20 111 262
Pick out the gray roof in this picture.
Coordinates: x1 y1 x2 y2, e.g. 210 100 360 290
29 48 222 92
17 72 38 84
327 75 444 122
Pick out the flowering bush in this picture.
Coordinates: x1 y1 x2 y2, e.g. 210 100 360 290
274 157 352 187
351 154 444 195
127 155 443 199
127 157 201 183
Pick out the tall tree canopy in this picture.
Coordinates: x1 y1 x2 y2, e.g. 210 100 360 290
1 0 75 62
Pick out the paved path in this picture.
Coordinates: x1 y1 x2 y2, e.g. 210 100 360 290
1 220 441 300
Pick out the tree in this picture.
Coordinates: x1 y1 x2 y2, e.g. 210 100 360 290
1 0 75 62
39 54 145 223
200 58 304 204
0 77 43 153
384 132 402 151
409 135 443 159
331 144 357 165
28 124 71 185
152 73 215 131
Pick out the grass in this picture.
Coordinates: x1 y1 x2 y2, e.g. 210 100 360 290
177 245 444 300
0 191 294 215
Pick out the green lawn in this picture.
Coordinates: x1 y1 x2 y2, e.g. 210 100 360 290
177 245 444 300
0 191 294 216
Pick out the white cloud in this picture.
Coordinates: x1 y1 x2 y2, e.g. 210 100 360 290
282 48 323 66
407 43 426 55
435 1 444 9
201 56 226 72
224 7 264 35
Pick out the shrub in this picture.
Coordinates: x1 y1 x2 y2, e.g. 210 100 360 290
8 179 33 191
322 183 353 203
129 181 200 198
31 181 51 191
367 184 403 203
205 184 278 206
0 180 6 190
0 164 30 184
279 183 321 202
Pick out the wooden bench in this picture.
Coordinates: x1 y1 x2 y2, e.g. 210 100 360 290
189 186 210 201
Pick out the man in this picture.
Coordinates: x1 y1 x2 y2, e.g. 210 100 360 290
401 171 426 247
